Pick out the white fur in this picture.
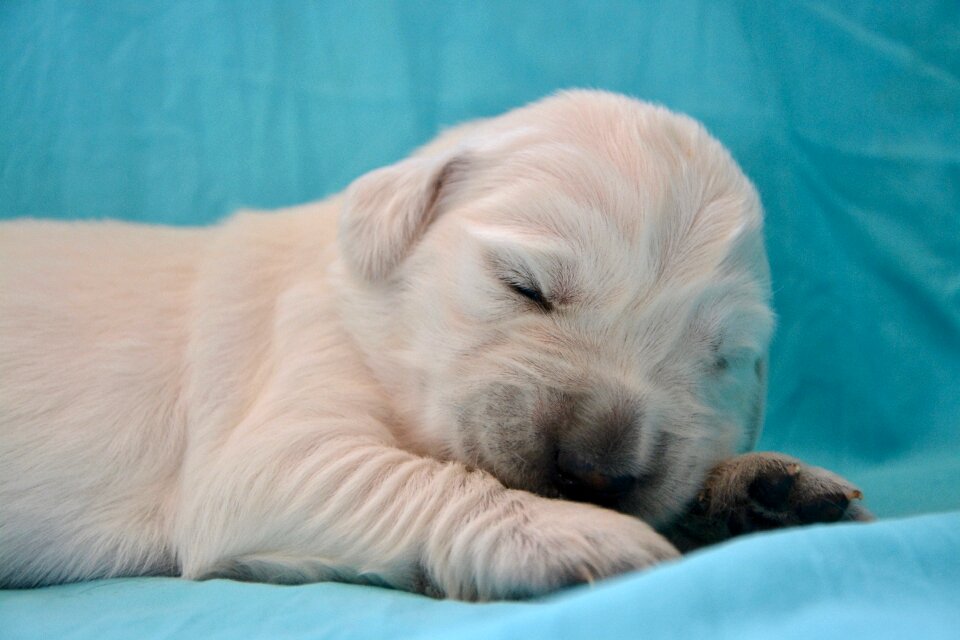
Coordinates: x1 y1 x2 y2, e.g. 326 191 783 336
0 91 772 600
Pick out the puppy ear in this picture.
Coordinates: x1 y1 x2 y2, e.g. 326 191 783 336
339 152 468 281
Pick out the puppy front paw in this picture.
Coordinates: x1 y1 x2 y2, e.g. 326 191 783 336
667 452 872 550
426 494 679 600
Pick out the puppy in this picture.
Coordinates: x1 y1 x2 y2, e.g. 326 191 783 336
0 90 867 600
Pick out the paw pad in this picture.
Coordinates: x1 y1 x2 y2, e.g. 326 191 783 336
746 463 799 510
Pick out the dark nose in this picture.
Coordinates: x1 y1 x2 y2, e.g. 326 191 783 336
555 449 637 506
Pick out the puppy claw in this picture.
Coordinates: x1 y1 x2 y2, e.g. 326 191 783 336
574 566 596 586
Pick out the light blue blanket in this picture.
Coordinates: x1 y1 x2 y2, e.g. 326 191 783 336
2 514 959 639
2 1 958 638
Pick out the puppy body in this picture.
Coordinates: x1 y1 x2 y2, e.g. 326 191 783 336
1 91 772 598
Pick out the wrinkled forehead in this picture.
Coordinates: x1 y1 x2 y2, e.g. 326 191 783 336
458 133 767 296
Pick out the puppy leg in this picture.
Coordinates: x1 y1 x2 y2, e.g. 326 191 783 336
176 428 678 600
663 452 872 552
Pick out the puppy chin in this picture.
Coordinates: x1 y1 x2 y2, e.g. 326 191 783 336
619 485 692 529
462 443 558 498
507 466 692 529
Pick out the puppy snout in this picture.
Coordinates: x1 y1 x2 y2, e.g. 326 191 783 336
555 449 637 506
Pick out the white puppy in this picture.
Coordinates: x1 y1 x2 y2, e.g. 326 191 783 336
0 91 866 600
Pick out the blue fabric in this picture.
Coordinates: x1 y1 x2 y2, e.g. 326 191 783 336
2 1 958 638
2 515 959 639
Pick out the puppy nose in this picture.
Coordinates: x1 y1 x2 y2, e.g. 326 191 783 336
555 449 637 506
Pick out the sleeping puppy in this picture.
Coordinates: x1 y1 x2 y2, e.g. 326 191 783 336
0 90 868 600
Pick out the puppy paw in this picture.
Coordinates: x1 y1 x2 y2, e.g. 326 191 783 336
665 452 872 551
703 452 872 533
426 494 679 600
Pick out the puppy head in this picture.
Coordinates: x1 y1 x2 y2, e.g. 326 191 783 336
337 91 773 528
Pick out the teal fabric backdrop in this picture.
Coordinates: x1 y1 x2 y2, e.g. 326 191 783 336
2 1 958 638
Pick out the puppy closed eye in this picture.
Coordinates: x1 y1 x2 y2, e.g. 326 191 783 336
708 338 731 374
712 355 730 373
709 342 757 375
503 279 553 312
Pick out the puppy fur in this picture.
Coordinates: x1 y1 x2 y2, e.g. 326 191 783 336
0 91 774 599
